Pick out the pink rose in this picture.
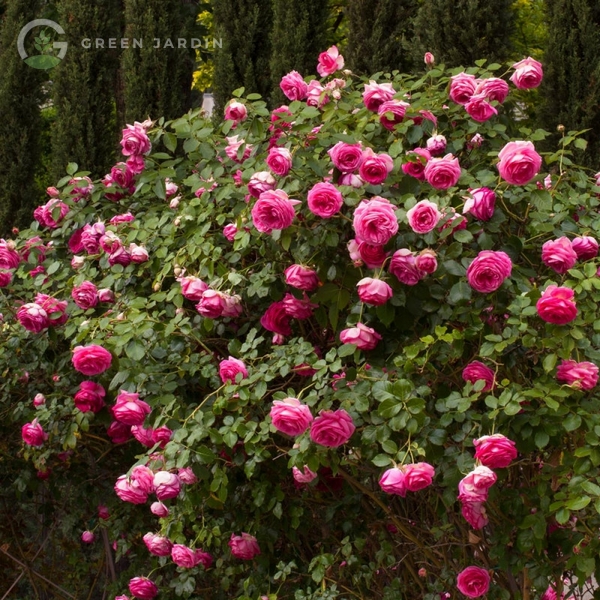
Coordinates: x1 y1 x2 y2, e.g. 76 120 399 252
229 533 260 560
152 426 172 448
356 278 393 306
17 303 49 333
223 224 238 241
99 232 122 254
22 419 47 446
132 426 155 447
292 465 317 483
282 293 317 319
285 264 320 291
248 171 276 198
307 182 344 218
266 147 293 177
353 197 398 245
462 361 495 392
129 244 149 263
402 462 435 492
389 249 423 286
424 52 435 66
378 100 410 131
33 393 45 407
110 212 135 225
251 190 300 234
72 344 112 375
449 73 478 105
510 57 543 90
465 95 498 122
407 199 442 234
461 501 488 529
0 240 20 269
112 391 152 426
458 466 497 503
306 80 329 108
225 135 253 163
120 123 151 156
466 250 512 293
98 505 109 520
35 199 70 229
108 247 132 267
542 237 577 274
497 140 542 185
179 276 208 301
328 142 363 172
358 148 394 185
98 288 115 303
71 281 99 310
171 544 201 568
402 148 432 180
196 289 227 318
469 133 484 148
127 154 145 174
358 241 388 268
556 360 599 390
151 502 169 517
107 421 132 444
476 78 510 103
0 269 12 287
224 100 248 125
219 357 248 383
536 285 577 325
571 236 598 260
178 467 197 485
260 301 293 335
270 398 313 436
424 154 461 190
426 134 447 156
379 467 407 496
143 532 172 557
81 531 95 544
474 434 517 469
114 475 148 504
363 81 395 112
464 188 495 221
153 471 181 500
339 322 382 350
415 249 438 274
317 45 344 77
280 70 308 101
456 566 491 598
310 409 355 447
74 381 106 413
128 577 158 600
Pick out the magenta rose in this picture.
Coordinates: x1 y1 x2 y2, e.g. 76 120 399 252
171 544 200 568
449 72 478 105
224 100 248 125
266 147 293 177
285 264 320 291
402 148 431 180
456 566 491 598
260 301 293 336
114 475 148 504
280 70 308 101
178 467 197 485
363 81 395 112
462 361 496 392
179 276 208 301
476 77 510 103
497 140 542 185
131 426 155 447
358 241 388 269
129 244 149 263
541 237 577 274
307 182 344 218
17 303 49 333
464 188 496 221
36 199 70 229
112 391 152 426
0 240 20 269
406 199 442 234
339 322 382 350
153 471 181 500
71 281 99 310
251 190 300 234
128 577 158 600
378 99 410 131
510 57 543 90
389 249 423 286
270 398 313 436
403 462 435 492
223 224 238 241
466 250 512 293
465 95 498 122
282 293 317 319
152 426 173 448
292 465 318 484
72 344 112 375
356 278 393 306
328 142 363 172
110 212 135 225
461 501 488 529
379 467 407 496
310 409 355 447
0 269 12 287
196 290 227 318
353 197 398 245
229 533 260 560
143 532 172 557
317 45 344 77
219 357 248 383
22 419 47 447
556 360 599 390
107 421 132 444
248 171 276 198
415 249 438 274
536 285 577 325
458 466 497 503
358 148 394 185
74 381 106 413
120 123 151 156
474 434 518 469
424 154 461 190
81 531 95 544
571 236 598 260
426 134 446 156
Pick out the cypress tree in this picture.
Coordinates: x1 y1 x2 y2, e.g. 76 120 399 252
0 0 44 233
121 0 199 124
212 0 273 114
51 0 122 180
412 0 515 68
541 0 600 167
345 0 418 76
269 0 329 105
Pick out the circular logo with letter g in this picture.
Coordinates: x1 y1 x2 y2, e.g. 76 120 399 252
18 19 68 70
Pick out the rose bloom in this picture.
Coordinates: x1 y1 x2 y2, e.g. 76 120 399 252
280 70 308 101
130 244 149 263
389 249 424 286
0 269 12 287
363 81 395 112
0 240 20 269
424 154 461 190
571 236 598 260
114 475 148 504
248 171 276 198
225 135 253 163
132 426 155 448
171 544 201 568
179 275 208 301
266 146 293 177
456 566 491 598
285 264 320 291
74 381 106 413
131 465 155 494
151 502 169 517
426 134 446 156
17 303 49 333
353 197 398 245
152 426 172 448
22 419 47 447
556 360 599 390
110 212 135 225
306 80 330 108
108 246 132 267
317 45 344 77
292 465 317 484
307 182 344 218
416 249 438 274
465 95 498 122
81 531 95 544
328 142 363 172
474 434 518 468
510 57 543 90
424 51 435 65
128 577 158 600
251 190 300 234
541 237 577 274
358 148 394 185
310 409 355 447
461 501 489 529
462 361 496 392
466 250 512 293
270 398 313 436
229 533 260 560
219 357 248 383
536 285 577 325
100 231 122 254
35 199 70 229
223 224 238 241
458 466 497 503
476 77 510 103
449 72 478 105
196 289 227 318
379 467 406 496
358 241 388 269
406 199 442 234
402 148 431 180
153 471 181 500
378 100 410 131
497 140 542 185
224 100 248 124
72 344 112 375
120 123 151 156
143 532 172 557
339 322 382 350
71 281 99 310
403 463 435 492
282 293 317 319
356 278 393 306
260 301 292 335
464 187 496 221
178 467 197 485
112 391 152 426
33 393 45 407
107 421 132 444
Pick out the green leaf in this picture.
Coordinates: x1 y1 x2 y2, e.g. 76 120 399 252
154 178 166 200
565 496 591 511
448 281 472 305
543 354 557 372
337 344 356 358
125 340 145 362
372 454 393 467
535 431 549 448
163 133 177 152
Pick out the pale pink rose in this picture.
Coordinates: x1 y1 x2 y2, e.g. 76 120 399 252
129 244 149 263
153 471 181 500
128 576 158 600
541 237 577 274
71 281 99 310
307 182 344 218
458 466 497 503
310 409 355 447
178 467 197 485
426 134 446 156
165 179 179 197
379 467 407 496
107 421 132 444
248 171 276 198
347 239 361 265
17 303 49 333
465 95 498 122
462 361 495 392
81 531 95 544
225 135 253 163
74 381 106 413
358 148 394 185
285 264 320 291
466 250 512 293
114 475 148 504
280 71 308 101
251 190 300 234
461 501 488 529
282 293 317 319
353 197 398 245
338 173 364 187
424 52 435 66
476 78 510 103
356 277 393 306
464 188 495 221
260 301 292 335
143 532 172 557
358 242 388 269
72 344 112 375
131 425 155 447
328 142 363 172
389 249 423 286
556 360 599 390
510 57 543 90
407 199 442 234
112 391 152 426
402 148 431 180
424 154 461 189
266 147 293 176
497 140 542 185
46 186 60 197
196 289 227 318
223 224 238 241
270 398 313 436
33 393 46 407
224 100 248 124
292 465 317 483
469 133 484 148
306 80 330 108
378 100 410 131
229 533 260 560
151 502 169 517
317 45 344 77
536 285 577 325
571 236 598 260
363 81 395 112
22 419 47 446
219 357 248 383
456 566 491 598
339 323 381 350
415 249 437 274
221 293 242 318
449 73 478 105
120 123 151 156
71 256 85 270
152 426 173 448
403 463 435 492
98 288 115 303
474 434 518 469
179 276 208 301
